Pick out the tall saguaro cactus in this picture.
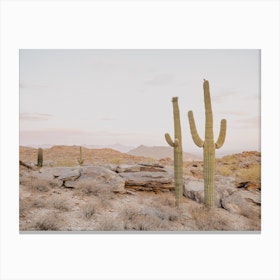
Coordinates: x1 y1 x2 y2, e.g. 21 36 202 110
165 97 183 207
188 80 227 207
37 148 43 167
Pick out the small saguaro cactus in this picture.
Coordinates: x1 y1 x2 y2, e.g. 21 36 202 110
37 148 43 167
165 97 183 207
188 79 227 207
77 146 84 166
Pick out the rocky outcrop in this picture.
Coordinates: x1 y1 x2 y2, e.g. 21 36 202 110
183 176 261 216
25 163 173 193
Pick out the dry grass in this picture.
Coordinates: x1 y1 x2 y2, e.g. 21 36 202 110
237 165 261 181
30 197 46 208
95 216 122 231
119 203 181 231
52 197 70 211
75 181 109 196
153 192 176 207
21 176 50 192
81 200 98 219
19 197 29 218
33 212 62 231
216 165 233 176
189 205 229 231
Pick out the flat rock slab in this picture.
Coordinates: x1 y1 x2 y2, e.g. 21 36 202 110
119 171 173 192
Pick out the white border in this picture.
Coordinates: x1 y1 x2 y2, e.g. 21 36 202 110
1 1 279 279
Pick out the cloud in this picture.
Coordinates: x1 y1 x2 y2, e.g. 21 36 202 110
20 113 52 121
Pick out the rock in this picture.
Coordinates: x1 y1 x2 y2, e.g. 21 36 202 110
22 163 173 194
79 166 126 193
56 169 81 181
183 179 204 203
183 179 221 207
183 178 261 215
20 160 36 170
119 171 173 192
37 167 82 188
236 181 261 191
138 163 166 172
115 163 166 173
116 164 141 173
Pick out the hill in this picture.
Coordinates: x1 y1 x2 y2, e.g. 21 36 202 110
127 145 201 161
19 145 155 166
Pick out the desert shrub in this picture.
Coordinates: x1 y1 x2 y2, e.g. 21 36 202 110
223 155 239 165
19 198 29 218
119 204 180 231
236 165 261 181
189 205 229 231
153 192 176 207
23 176 50 192
52 197 70 211
121 205 142 221
75 181 110 197
216 165 232 176
95 216 122 231
81 200 98 219
34 213 62 231
30 197 46 208
123 211 161 230
120 206 152 230
97 195 113 209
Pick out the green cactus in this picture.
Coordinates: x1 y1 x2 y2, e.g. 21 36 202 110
188 79 227 207
77 146 84 166
37 148 43 167
165 97 183 207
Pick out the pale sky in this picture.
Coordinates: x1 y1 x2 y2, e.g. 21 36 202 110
19 49 260 155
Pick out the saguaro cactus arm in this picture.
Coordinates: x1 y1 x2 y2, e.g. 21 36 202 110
215 119 227 149
188 111 204 147
165 133 179 147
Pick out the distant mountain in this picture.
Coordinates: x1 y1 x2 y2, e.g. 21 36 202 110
22 143 135 153
83 143 135 153
127 145 202 161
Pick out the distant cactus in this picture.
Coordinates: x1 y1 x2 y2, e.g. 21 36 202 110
77 146 84 166
37 148 43 167
188 80 227 207
165 97 183 207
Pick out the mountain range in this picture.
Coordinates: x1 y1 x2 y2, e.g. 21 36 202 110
127 145 202 161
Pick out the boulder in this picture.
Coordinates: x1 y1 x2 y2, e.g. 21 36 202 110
79 166 126 193
36 167 82 188
183 177 261 215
